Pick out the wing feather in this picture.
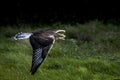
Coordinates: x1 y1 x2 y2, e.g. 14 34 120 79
29 34 55 75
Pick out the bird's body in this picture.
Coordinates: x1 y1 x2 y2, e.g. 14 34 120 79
14 29 65 75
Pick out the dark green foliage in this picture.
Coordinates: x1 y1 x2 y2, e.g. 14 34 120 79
0 20 120 80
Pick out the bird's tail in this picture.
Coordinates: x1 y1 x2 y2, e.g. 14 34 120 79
14 32 32 40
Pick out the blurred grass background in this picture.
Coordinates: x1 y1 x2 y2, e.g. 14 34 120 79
0 20 120 80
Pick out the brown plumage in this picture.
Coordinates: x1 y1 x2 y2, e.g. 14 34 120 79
14 29 65 75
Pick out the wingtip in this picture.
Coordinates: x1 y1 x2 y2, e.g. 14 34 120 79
30 64 41 75
30 69 36 75
31 72 35 75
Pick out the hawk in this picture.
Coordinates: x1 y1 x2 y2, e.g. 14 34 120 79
14 29 65 75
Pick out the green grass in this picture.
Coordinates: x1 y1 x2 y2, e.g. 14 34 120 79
0 20 120 80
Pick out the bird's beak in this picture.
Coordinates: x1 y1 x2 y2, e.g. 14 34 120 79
55 30 65 33
55 30 66 40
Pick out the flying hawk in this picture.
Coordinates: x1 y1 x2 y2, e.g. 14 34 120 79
14 29 65 75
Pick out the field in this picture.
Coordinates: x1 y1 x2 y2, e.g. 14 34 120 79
0 20 120 80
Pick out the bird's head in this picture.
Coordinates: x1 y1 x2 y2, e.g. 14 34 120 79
53 30 66 40
36 29 66 40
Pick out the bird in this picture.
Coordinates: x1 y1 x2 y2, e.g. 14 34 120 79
14 29 66 75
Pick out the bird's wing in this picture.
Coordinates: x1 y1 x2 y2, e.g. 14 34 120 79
29 34 55 75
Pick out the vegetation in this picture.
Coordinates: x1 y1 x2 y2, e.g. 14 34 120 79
0 20 120 80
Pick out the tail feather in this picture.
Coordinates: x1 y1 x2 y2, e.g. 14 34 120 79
14 32 32 40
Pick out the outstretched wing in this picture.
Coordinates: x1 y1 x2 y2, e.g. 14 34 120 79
29 34 55 75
